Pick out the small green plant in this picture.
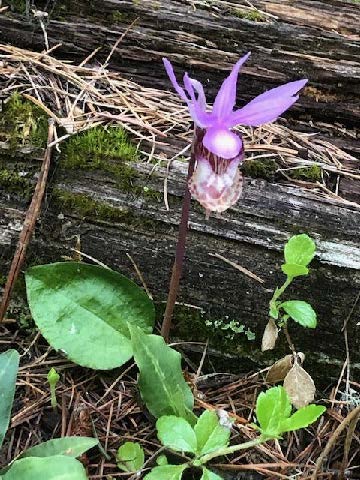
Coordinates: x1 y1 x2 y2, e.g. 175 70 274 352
47 367 60 410
262 234 316 353
262 234 319 408
116 441 145 473
205 318 255 341
0 349 97 479
143 386 324 480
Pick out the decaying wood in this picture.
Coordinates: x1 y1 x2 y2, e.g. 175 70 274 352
0 0 359 131
1 153 360 381
1 0 360 382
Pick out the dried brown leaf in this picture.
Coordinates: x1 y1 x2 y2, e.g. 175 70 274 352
261 318 278 351
266 354 293 384
284 363 315 409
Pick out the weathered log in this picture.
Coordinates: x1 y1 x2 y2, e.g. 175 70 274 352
1 0 360 385
1 149 359 384
1 0 359 131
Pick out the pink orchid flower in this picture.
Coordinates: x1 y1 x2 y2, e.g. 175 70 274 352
163 53 307 213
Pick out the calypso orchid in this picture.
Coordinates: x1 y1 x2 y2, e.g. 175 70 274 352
163 53 308 213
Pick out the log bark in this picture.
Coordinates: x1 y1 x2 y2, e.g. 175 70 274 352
1 151 360 384
1 0 359 131
1 0 360 384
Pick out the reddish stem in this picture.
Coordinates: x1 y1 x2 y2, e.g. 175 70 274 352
161 143 196 341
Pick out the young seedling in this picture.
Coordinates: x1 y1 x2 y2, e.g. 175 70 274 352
116 441 145 473
47 367 60 410
262 234 318 407
144 386 325 480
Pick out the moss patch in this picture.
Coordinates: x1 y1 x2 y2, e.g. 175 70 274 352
3 0 27 14
61 126 138 168
287 165 322 182
52 189 159 232
60 126 162 201
0 93 48 150
242 158 278 180
232 8 266 22
0 168 32 194
52 189 129 222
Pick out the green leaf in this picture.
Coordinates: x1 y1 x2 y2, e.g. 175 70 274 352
143 465 187 480
284 234 315 267
156 454 168 466
255 386 291 438
25 262 155 370
194 410 230 456
22 437 98 459
0 350 20 448
116 441 144 472
201 468 224 480
129 325 195 424
281 263 309 278
280 405 326 433
157 416 197 453
4 456 88 480
281 301 317 328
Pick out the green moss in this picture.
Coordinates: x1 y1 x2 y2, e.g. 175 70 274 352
232 8 266 22
52 189 159 231
60 126 162 202
287 165 322 182
0 168 32 194
3 0 27 14
52 189 129 222
168 304 256 353
242 158 278 180
111 9 138 23
61 126 138 168
0 92 48 150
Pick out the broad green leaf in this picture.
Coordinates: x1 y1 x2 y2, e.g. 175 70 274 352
0 350 20 447
281 301 317 328
194 410 230 456
129 325 195 424
255 386 291 438
284 234 315 267
116 441 144 472
25 262 155 369
143 464 187 480
201 468 224 480
22 437 98 458
280 405 326 433
281 263 308 278
157 416 197 453
4 455 87 480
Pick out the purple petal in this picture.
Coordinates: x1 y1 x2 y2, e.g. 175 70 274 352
187 77 207 110
227 79 308 127
162 58 188 102
183 73 213 127
203 126 243 159
212 52 251 121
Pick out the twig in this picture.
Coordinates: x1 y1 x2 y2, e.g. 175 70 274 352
209 252 264 284
311 405 360 480
0 120 54 321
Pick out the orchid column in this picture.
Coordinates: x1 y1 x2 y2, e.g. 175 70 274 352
161 53 307 340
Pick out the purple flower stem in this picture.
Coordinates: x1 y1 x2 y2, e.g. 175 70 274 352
161 140 196 342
